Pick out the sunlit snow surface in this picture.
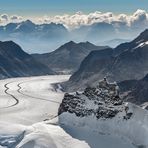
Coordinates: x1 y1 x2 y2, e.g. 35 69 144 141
0 75 146 148
0 75 70 125
0 75 89 148
59 103 148 148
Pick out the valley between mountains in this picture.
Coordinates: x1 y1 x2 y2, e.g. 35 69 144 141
0 75 89 148
0 28 148 148
0 75 138 148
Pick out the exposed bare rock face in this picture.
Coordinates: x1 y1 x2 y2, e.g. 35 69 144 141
0 41 55 79
59 78 148 148
59 78 130 120
64 29 148 91
33 41 107 74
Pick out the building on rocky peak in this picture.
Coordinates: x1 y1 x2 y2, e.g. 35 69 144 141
58 77 124 119
98 77 120 99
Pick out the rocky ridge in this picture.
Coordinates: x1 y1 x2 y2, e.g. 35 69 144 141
59 78 132 120
59 78 148 148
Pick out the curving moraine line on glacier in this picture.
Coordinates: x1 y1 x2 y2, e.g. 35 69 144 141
17 80 61 104
1 81 19 109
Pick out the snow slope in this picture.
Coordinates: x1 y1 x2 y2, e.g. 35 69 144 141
0 75 89 148
59 81 148 148
0 121 89 148
60 104 148 148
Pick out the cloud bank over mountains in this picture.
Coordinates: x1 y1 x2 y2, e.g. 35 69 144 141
0 9 147 53
0 9 147 30
40 9 148 30
0 14 23 24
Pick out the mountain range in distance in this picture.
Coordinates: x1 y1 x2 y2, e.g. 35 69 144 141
0 19 143 53
0 20 69 53
99 38 131 48
0 27 148 109
0 28 148 107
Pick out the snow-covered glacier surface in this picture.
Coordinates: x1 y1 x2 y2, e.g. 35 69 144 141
0 75 89 148
1 75 148 148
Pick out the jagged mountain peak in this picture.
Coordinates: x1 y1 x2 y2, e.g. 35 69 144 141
0 40 54 78
20 20 36 27
64 41 77 46
0 40 23 51
142 74 148 81
33 41 107 74
59 78 148 148
134 29 148 42
0 40 30 59
113 29 148 56
2 40 18 45
57 41 77 51
78 41 99 48
59 41 106 51
65 29 148 92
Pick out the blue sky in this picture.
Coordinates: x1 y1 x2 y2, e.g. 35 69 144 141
0 0 147 16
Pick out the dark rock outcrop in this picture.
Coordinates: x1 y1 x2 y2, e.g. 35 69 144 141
123 74 148 105
33 41 107 74
0 41 54 79
64 29 148 91
59 78 127 120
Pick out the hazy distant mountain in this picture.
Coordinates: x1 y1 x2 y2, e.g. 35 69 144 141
100 38 130 48
0 20 139 53
64 29 148 91
0 20 68 39
0 20 69 53
33 41 107 74
72 22 116 43
0 41 54 79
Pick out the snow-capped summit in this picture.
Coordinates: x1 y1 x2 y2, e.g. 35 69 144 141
59 78 128 119
59 78 148 148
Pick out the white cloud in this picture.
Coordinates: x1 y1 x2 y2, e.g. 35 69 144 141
129 9 148 29
0 14 23 25
1 14 9 21
0 9 147 31
36 9 147 30
10 15 23 21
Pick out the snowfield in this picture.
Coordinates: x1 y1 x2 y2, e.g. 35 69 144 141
58 79 148 148
0 122 89 148
0 75 89 148
1 75 147 148
59 101 148 148
0 75 70 125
